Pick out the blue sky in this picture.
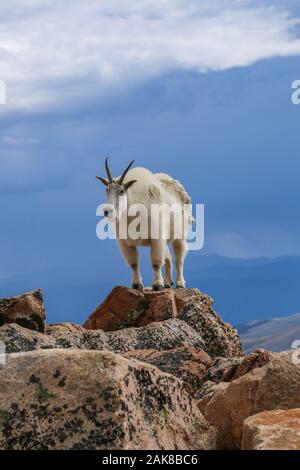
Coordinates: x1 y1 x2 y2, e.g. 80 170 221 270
0 1 300 322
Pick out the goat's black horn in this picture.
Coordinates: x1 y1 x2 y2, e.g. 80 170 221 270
118 160 135 184
105 157 113 183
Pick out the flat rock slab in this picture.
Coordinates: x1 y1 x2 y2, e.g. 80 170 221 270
0 349 217 450
242 409 300 450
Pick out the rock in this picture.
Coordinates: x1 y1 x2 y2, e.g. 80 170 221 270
84 286 178 331
194 381 220 400
198 351 300 449
46 323 86 335
230 349 276 381
172 288 204 312
106 318 206 353
0 349 218 450
0 323 110 352
0 289 46 333
1 319 206 354
123 346 213 394
242 409 300 450
199 349 275 390
199 357 243 386
179 298 242 358
0 324 56 353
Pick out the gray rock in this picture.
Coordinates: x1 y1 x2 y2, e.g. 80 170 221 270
0 349 218 450
179 299 243 357
0 324 56 353
0 319 206 354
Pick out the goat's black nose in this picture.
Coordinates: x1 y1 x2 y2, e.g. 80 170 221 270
104 210 109 217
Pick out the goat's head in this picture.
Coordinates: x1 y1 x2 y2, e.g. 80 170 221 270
97 157 137 221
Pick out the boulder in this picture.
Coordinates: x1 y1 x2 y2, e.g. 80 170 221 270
0 324 56 353
198 351 300 449
199 357 243 387
0 289 46 333
199 349 275 390
230 349 276 381
0 323 111 353
123 346 213 394
0 349 217 450
242 409 300 450
83 286 179 331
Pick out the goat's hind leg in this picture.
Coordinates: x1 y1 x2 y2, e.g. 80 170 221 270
164 244 174 288
118 240 143 290
173 239 187 288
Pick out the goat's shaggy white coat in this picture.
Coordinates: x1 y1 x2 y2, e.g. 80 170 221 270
101 165 193 290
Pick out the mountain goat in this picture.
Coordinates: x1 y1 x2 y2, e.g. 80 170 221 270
97 158 193 291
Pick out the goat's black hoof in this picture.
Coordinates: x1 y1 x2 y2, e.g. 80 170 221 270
132 283 143 291
153 284 164 291
175 285 185 289
164 282 174 289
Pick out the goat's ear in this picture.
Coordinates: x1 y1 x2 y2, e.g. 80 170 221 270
96 176 109 186
124 179 137 191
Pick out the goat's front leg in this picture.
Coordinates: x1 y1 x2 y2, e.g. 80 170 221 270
118 239 143 290
150 240 165 291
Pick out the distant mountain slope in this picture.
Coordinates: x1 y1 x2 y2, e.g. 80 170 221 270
237 312 300 353
188 254 300 325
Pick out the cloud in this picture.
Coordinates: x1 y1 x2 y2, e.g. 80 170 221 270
1 136 39 146
0 0 300 112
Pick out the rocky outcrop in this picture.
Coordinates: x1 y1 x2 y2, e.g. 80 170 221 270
124 346 213 395
198 351 300 449
242 409 300 450
84 286 242 358
0 349 217 450
0 290 46 333
6 285 295 450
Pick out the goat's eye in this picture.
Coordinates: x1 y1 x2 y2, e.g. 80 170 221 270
120 189 124 195
106 188 109 193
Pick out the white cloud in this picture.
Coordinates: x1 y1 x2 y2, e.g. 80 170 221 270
1 136 39 146
1 0 300 111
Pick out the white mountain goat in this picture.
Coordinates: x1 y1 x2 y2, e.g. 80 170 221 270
97 158 193 290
